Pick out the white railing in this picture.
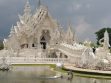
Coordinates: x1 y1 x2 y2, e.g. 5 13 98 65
0 57 68 64
55 44 84 57
52 44 88 65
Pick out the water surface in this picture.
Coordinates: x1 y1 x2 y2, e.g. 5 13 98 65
0 66 111 83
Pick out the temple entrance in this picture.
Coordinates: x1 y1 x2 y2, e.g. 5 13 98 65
40 42 46 49
40 30 51 49
40 36 47 49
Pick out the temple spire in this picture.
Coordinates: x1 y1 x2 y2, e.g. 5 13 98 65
38 0 41 7
24 0 31 14
10 25 14 34
65 22 75 44
67 21 73 35
9 25 15 37
103 29 110 49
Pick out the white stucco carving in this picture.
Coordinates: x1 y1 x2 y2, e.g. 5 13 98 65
3 1 75 51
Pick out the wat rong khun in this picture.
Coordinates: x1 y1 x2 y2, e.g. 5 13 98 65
0 0 111 77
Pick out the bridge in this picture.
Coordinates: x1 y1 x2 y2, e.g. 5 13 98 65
51 43 86 64
51 43 96 66
0 43 88 65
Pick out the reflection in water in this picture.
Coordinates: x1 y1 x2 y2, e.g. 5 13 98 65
0 66 111 83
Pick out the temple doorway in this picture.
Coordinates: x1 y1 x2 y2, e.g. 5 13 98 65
40 36 47 49
40 42 46 49
40 30 51 49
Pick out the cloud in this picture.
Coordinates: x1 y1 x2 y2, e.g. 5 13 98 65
75 17 91 34
75 17 95 41
0 0 26 6
86 4 91 9
73 4 82 11
100 15 111 28
0 0 26 39
0 0 111 42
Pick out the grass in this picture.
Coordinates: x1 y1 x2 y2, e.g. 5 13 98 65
62 67 111 79
73 72 111 79
12 64 67 73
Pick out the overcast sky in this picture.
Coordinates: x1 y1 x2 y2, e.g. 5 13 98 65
0 0 111 42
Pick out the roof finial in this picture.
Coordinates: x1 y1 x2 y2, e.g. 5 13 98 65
24 0 31 14
68 20 72 30
38 0 41 7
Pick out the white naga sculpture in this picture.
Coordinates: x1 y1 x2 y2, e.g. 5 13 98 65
99 29 110 50
3 0 75 51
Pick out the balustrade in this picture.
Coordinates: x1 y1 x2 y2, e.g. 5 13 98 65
0 57 68 64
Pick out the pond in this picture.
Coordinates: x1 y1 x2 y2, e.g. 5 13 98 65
0 66 111 83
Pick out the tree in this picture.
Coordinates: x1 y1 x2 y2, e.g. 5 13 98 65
0 40 4 50
95 28 111 46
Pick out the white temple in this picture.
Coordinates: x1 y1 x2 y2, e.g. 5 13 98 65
1 1 111 70
3 1 75 51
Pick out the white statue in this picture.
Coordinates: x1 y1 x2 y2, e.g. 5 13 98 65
99 29 110 50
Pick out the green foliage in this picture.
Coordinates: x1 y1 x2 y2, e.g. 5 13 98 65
90 43 95 47
110 48 111 53
95 27 111 45
0 41 4 50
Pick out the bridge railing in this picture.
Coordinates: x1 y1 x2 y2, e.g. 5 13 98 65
53 44 86 65
55 44 84 57
0 57 69 64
